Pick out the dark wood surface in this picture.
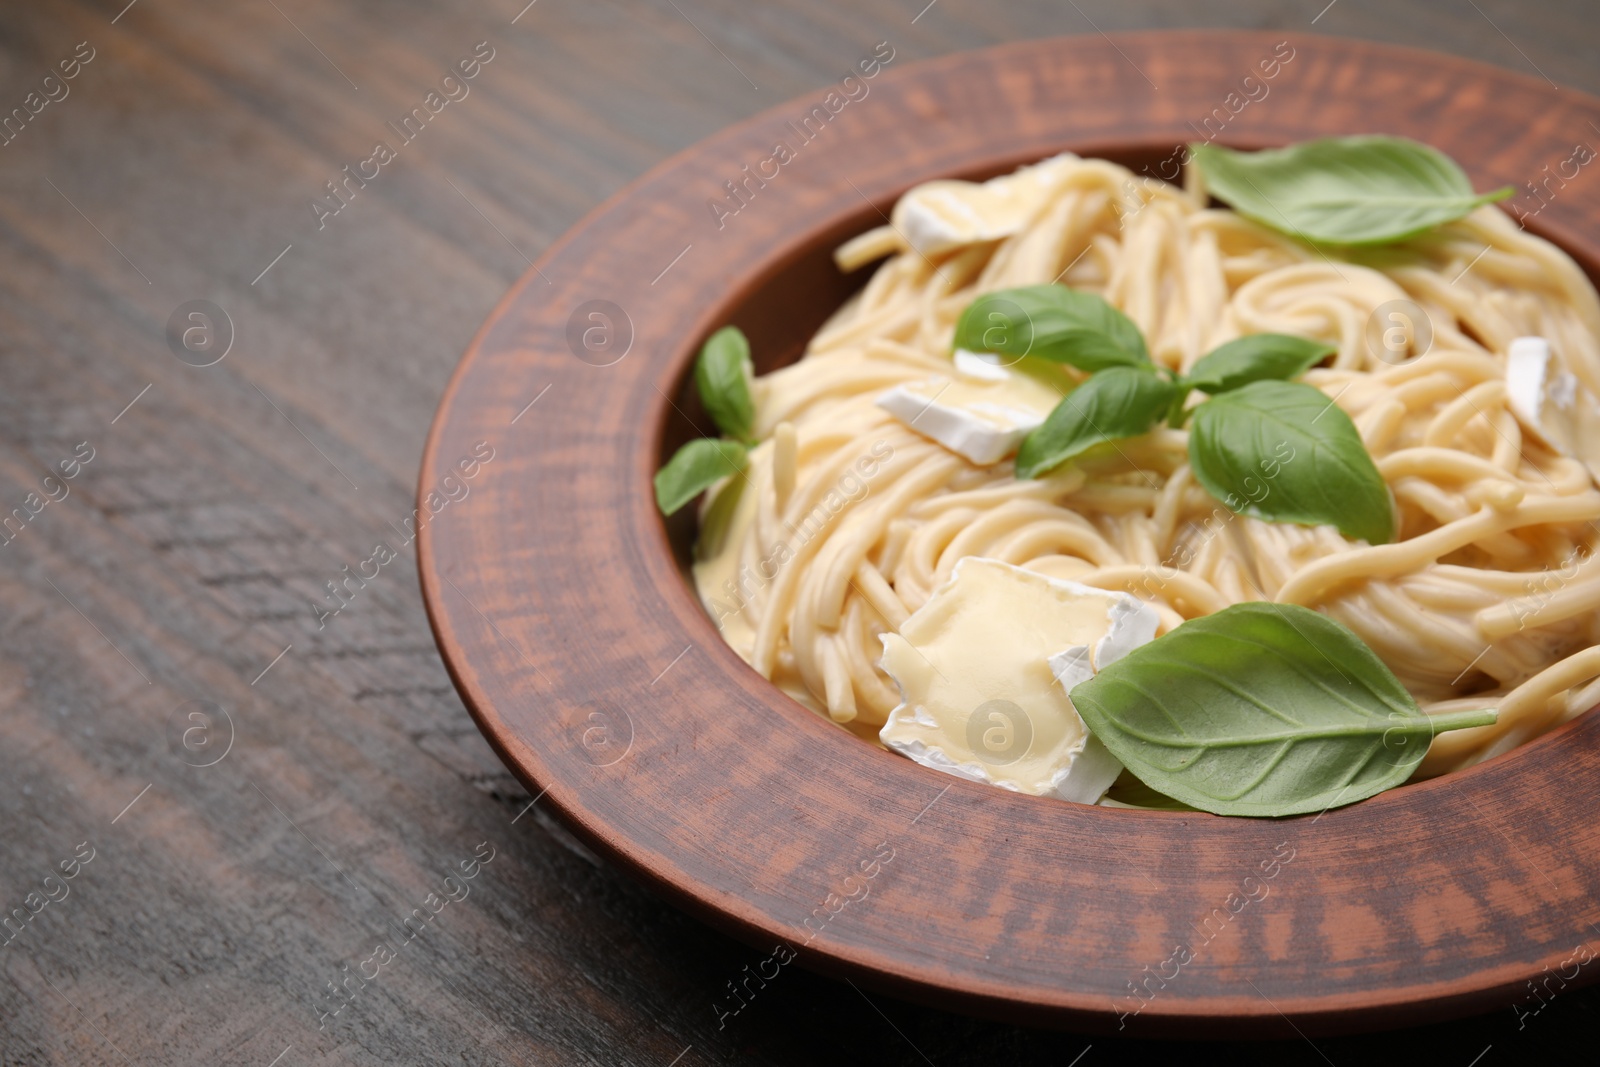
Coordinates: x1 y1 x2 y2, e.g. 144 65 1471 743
3 1 1599 1063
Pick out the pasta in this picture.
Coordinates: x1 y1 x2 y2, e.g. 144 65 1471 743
691 153 1600 782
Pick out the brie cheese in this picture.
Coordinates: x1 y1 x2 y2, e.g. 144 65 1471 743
890 154 1078 257
1505 335 1600 484
875 361 1062 465
952 349 1013 381
878 557 1160 803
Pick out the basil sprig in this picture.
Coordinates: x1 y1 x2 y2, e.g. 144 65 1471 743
953 285 1148 372
1069 603 1496 817
1189 381 1394 545
654 326 757 516
1192 136 1513 246
961 285 1390 541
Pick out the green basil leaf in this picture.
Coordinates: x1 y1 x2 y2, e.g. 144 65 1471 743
695 326 755 442
1100 774 1200 812
1185 334 1335 394
1016 367 1177 479
954 285 1149 373
1191 136 1514 246
1188 380 1394 545
654 438 747 516
1069 602 1497 817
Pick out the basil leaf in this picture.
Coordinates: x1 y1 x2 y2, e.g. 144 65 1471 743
1069 603 1496 817
954 285 1149 372
1192 136 1514 246
1015 367 1177 479
695 326 755 442
1101 774 1200 812
654 438 747 516
1185 334 1335 394
1188 380 1394 545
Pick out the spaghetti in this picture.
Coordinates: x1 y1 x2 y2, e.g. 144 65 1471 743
692 153 1600 780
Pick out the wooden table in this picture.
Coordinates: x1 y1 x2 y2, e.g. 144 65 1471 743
2 2 1595 1063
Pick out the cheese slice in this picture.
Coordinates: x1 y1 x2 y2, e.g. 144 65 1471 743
891 154 1078 257
1505 335 1600 485
878 557 1159 803
875 359 1062 465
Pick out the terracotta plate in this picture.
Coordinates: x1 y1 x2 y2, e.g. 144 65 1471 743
419 31 1600 1036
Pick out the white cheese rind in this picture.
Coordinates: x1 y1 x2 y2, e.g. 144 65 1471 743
878 557 1159 804
1092 594 1162 670
875 362 1063 466
1504 335 1600 486
952 349 1013 381
875 386 1038 465
1506 336 1557 435
891 154 1078 257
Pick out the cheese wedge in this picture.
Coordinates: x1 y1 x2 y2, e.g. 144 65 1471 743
1505 335 1600 485
890 154 1078 257
878 557 1159 803
875 359 1062 465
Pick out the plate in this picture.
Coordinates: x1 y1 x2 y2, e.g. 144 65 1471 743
418 31 1600 1035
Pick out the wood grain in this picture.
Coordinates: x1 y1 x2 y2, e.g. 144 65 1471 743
4 0 1600 1062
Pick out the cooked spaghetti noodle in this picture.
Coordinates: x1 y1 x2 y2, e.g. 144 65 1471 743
692 154 1600 780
